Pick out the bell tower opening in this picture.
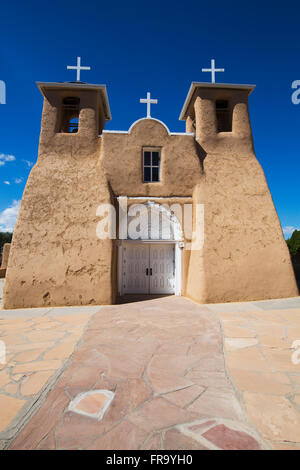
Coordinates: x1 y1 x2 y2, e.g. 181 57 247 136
60 97 80 133
216 99 232 132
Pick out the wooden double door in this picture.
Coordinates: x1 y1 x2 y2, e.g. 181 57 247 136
123 243 175 294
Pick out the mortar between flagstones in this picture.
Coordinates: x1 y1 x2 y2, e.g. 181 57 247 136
0 308 94 443
7 296 300 450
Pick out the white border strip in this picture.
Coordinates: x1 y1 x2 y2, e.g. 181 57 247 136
102 117 194 136
68 390 115 421
115 196 192 200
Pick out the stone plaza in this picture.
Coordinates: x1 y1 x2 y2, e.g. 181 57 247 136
1 278 300 450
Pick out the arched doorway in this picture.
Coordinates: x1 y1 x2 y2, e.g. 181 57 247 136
117 202 183 297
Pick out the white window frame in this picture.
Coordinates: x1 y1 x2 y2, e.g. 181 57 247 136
143 148 161 183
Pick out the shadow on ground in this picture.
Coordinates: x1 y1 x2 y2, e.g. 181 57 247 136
117 294 172 304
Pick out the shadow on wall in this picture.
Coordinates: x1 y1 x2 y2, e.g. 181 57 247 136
0 243 11 279
193 140 207 173
291 253 300 290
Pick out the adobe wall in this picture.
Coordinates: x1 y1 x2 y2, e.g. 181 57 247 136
101 116 204 297
3 85 297 307
101 119 202 197
0 243 10 278
3 93 114 309
185 90 298 302
1 243 11 269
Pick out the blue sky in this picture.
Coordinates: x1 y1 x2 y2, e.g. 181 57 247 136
0 0 299 236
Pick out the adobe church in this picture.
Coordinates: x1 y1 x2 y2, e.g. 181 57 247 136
2 75 298 308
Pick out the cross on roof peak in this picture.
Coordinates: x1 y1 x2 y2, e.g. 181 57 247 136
140 92 158 118
67 57 91 82
201 59 225 84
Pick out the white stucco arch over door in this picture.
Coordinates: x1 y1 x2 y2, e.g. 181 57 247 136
117 202 183 296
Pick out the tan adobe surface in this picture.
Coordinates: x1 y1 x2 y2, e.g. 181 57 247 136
2 82 298 308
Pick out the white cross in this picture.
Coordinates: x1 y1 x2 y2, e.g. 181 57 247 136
140 92 158 118
201 59 225 84
67 56 91 82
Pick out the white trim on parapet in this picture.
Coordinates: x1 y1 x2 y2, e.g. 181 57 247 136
101 117 195 137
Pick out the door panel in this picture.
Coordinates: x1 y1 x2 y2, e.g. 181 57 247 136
150 244 175 294
123 243 175 295
123 244 149 294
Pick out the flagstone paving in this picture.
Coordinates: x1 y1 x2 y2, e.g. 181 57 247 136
6 297 266 450
1 294 300 450
0 302 98 448
216 298 300 450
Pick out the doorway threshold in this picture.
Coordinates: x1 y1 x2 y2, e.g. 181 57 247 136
116 294 173 304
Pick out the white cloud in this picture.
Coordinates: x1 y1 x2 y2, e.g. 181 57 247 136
283 226 299 237
3 181 10 185
0 200 21 232
0 154 16 166
14 177 23 184
22 159 33 168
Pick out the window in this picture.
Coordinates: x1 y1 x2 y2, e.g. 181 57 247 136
216 100 232 132
143 149 161 182
60 97 80 133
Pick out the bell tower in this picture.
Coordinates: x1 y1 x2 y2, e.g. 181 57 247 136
3 82 115 309
180 82 255 154
181 82 298 303
37 82 111 157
